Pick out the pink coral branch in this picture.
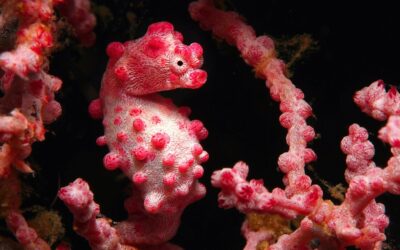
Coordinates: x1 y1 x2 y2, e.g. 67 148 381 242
0 0 57 78
271 218 342 250
58 178 123 250
212 162 321 219
0 109 29 134
190 1 400 249
379 115 400 148
241 220 274 250
5 210 50 250
0 0 96 248
0 0 95 175
190 0 321 220
0 70 62 177
58 178 188 250
340 124 376 182
316 87 400 248
58 179 186 250
335 123 390 248
0 0 87 179
57 0 96 46
354 80 400 120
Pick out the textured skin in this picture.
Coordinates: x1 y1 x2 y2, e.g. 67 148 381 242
86 22 208 246
354 80 400 121
190 1 400 249
58 178 123 250
0 0 96 248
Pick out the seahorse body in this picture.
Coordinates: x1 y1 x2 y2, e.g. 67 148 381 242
88 22 208 245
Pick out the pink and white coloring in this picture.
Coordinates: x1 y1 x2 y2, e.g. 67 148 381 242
58 22 208 249
190 0 400 249
1 1 95 249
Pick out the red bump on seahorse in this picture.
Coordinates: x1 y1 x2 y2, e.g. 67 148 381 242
59 21 208 249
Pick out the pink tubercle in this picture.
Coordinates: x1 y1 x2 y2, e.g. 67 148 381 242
192 144 203 156
147 22 174 35
178 158 194 174
132 146 149 161
132 118 146 132
151 132 170 149
163 173 177 186
193 165 204 179
162 154 176 167
178 106 192 117
198 151 209 163
132 172 148 185
114 106 123 113
116 132 128 142
129 108 142 116
103 152 120 170
188 70 207 88
190 120 208 140
88 99 103 120
143 194 163 214
106 42 125 58
96 136 107 146
113 116 122 125
151 115 161 124
189 42 203 59
114 66 129 81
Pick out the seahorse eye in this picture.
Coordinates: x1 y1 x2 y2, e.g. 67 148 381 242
171 56 188 74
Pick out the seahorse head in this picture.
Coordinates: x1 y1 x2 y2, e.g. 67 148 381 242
105 22 207 96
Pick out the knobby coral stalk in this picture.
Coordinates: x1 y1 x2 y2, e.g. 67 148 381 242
189 0 400 249
5 210 51 250
0 0 95 248
58 178 125 250
189 0 320 218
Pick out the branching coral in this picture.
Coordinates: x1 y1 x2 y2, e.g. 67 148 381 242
189 0 400 249
1 0 399 249
0 0 95 248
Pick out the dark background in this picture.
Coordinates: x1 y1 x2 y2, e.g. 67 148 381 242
25 0 400 249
